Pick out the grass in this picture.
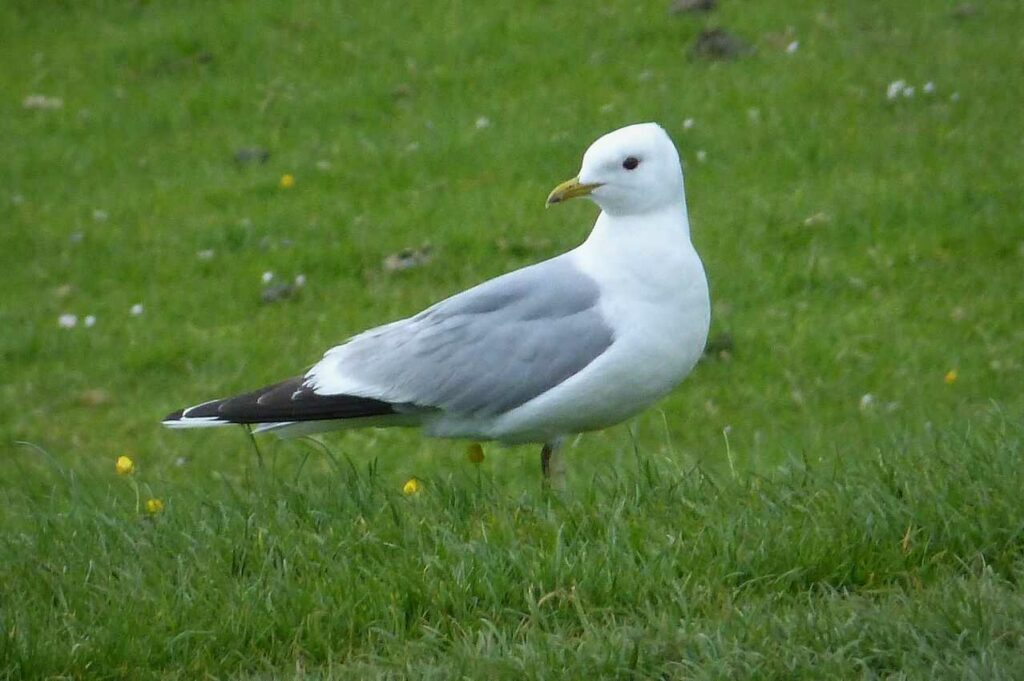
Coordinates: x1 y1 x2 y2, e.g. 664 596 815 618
1 0 1022 677
5 420 1024 678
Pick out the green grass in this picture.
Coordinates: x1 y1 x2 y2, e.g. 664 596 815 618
5 420 1024 678
1 0 1022 677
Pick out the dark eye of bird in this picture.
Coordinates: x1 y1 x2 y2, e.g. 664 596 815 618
622 156 640 170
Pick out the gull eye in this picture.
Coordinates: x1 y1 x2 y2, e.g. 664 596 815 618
622 156 640 170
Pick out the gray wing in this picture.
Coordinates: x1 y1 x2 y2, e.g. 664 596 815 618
306 255 615 417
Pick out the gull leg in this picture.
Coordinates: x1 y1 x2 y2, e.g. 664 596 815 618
540 438 566 488
541 443 554 478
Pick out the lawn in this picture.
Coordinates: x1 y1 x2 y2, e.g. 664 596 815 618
1 0 1022 678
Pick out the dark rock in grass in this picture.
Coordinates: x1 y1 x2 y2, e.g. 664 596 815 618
951 3 980 19
691 28 753 60
383 244 434 272
669 0 716 14
703 332 735 360
261 283 300 304
234 147 270 165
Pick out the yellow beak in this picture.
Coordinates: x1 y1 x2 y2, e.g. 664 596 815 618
546 177 602 207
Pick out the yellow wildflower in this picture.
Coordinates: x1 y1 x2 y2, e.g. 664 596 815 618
115 455 134 475
145 498 165 514
467 443 485 464
402 478 421 496
944 369 958 384
279 173 295 189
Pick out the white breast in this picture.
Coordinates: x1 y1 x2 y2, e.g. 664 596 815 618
481 205 710 443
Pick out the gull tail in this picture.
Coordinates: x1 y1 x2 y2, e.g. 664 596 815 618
162 376 400 435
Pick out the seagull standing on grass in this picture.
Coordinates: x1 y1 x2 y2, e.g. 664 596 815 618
164 123 710 480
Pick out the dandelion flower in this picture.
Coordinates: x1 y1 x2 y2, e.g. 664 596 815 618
261 271 274 284
116 455 135 475
785 40 799 54
145 498 165 514
467 443 485 464
279 174 295 189
58 313 78 329
682 118 695 130
130 303 144 316
294 274 307 287
696 150 707 163
402 478 421 495
475 116 491 130
944 369 958 384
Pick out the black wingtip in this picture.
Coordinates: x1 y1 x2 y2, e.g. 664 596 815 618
163 408 185 422
164 378 398 426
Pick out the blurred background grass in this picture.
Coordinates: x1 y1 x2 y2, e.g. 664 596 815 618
2 0 1020 484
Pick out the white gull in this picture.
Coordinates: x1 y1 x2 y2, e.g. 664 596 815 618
164 123 710 479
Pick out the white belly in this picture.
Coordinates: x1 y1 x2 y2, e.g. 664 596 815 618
479 241 710 443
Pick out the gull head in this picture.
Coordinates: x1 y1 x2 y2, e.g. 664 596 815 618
546 122 684 217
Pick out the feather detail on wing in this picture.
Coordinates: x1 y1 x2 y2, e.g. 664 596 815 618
305 255 615 416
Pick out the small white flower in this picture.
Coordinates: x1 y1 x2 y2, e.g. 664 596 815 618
902 86 915 98
474 116 491 130
746 108 761 122
315 159 331 171
58 313 78 329
405 142 420 153
785 40 799 54
294 274 307 287
950 92 960 102
22 94 63 110
682 118 695 130
92 209 108 222
886 79 907 100
261 271 274 284
922 81 935 94
696 150 707 163
859 393 875 412
197 249 215 260
84 315 96 328
130 303 144 316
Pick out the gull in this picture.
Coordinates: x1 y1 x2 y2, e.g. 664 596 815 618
164 123 710 480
